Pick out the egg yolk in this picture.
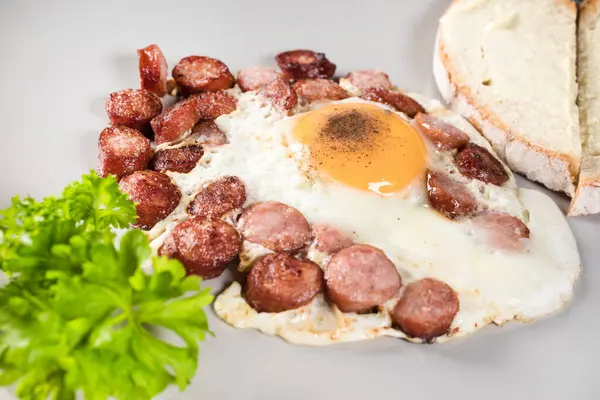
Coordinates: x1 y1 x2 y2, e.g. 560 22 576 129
293 103 427 194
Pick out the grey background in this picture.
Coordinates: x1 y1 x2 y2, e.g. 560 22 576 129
0 0 598 399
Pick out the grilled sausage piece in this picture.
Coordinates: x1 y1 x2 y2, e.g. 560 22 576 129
188 176 247 218
159 216 241 279
191 120 228 149
390 278 459 341
97 126 152 178
118 171 181 230
238 201 310 253
151 96 202 145
275 49 336 80
105 88 163 133
311 224 353 255
426 170 477 220
172 56 235 95
258 77 298 114
244 253 324 313
237 66 281 92
345 70 392 90
471 211 530 251
454 143 509 186
361 88 425 118
137 44 168 97
150 145 204 173
195 90 238 120
414 113 470 151
292 79 349 102
325 244 401 313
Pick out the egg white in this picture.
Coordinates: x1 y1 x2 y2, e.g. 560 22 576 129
149 90 581 345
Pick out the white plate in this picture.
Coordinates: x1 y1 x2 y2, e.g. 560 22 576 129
0 0 598 399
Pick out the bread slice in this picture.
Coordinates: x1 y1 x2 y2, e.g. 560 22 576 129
569 0 600 215
434 0 581 196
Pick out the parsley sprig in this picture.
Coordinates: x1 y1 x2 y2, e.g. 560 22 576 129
0 171 213 400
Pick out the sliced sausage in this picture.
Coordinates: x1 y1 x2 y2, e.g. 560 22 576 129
137 44 168 97
311 224 353 255
105 89 163 133
172 56 235 96
118 171 181 230
454 143 509 186
244 253 324 313
471 211 530 251
191 120 227 148
390 278 459 340
427 170 477 220
151 96 201 145
238 201 310 253
324 244 401 313
361 88 425 118
195 90 238 120
150 145 204 173
258 77 298 114
97 126 152 178
237 66 281 92
292 79 349 102
414 113 470 151
188 176 247 218
159 216 241 279
275 49 336 80
345 70 392 90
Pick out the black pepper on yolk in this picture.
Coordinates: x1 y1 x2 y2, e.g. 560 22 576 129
293 103 427 194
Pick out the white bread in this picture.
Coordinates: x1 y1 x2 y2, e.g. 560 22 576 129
569 0 600 216
434 0 581 196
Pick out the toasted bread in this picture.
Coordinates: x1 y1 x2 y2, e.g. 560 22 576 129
569 0 600 215
434 0 581 196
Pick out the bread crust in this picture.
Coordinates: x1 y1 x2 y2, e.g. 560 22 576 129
434 35 579 196
558 0 578 11
580 0 600 12
569 0 600 215
569 183 600 216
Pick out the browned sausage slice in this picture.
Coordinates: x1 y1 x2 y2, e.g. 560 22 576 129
97 126 152 178
172 56 235 95
311 224 353 254
195 91 238 120
149 145 204 173
345 70 392 90
191 120 228 148
237 66 281 92
275 49 336 80
361 88 425 118
244 253 324 313
238 201 310 253
258 77 298 114
151 96 202 145
188 176 247 218
454 143 509 186
118 171 181 230
137 44 168 97
390 278 459 340
105 89 163 133
159 216 241 279
427 170 477 220
471 211 530 251
414 113 470 151
324 244 401 313
292 79 349 102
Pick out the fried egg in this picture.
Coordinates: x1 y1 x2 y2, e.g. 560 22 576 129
148 88 580 345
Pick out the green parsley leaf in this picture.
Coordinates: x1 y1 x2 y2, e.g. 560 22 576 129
0 171 213 400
